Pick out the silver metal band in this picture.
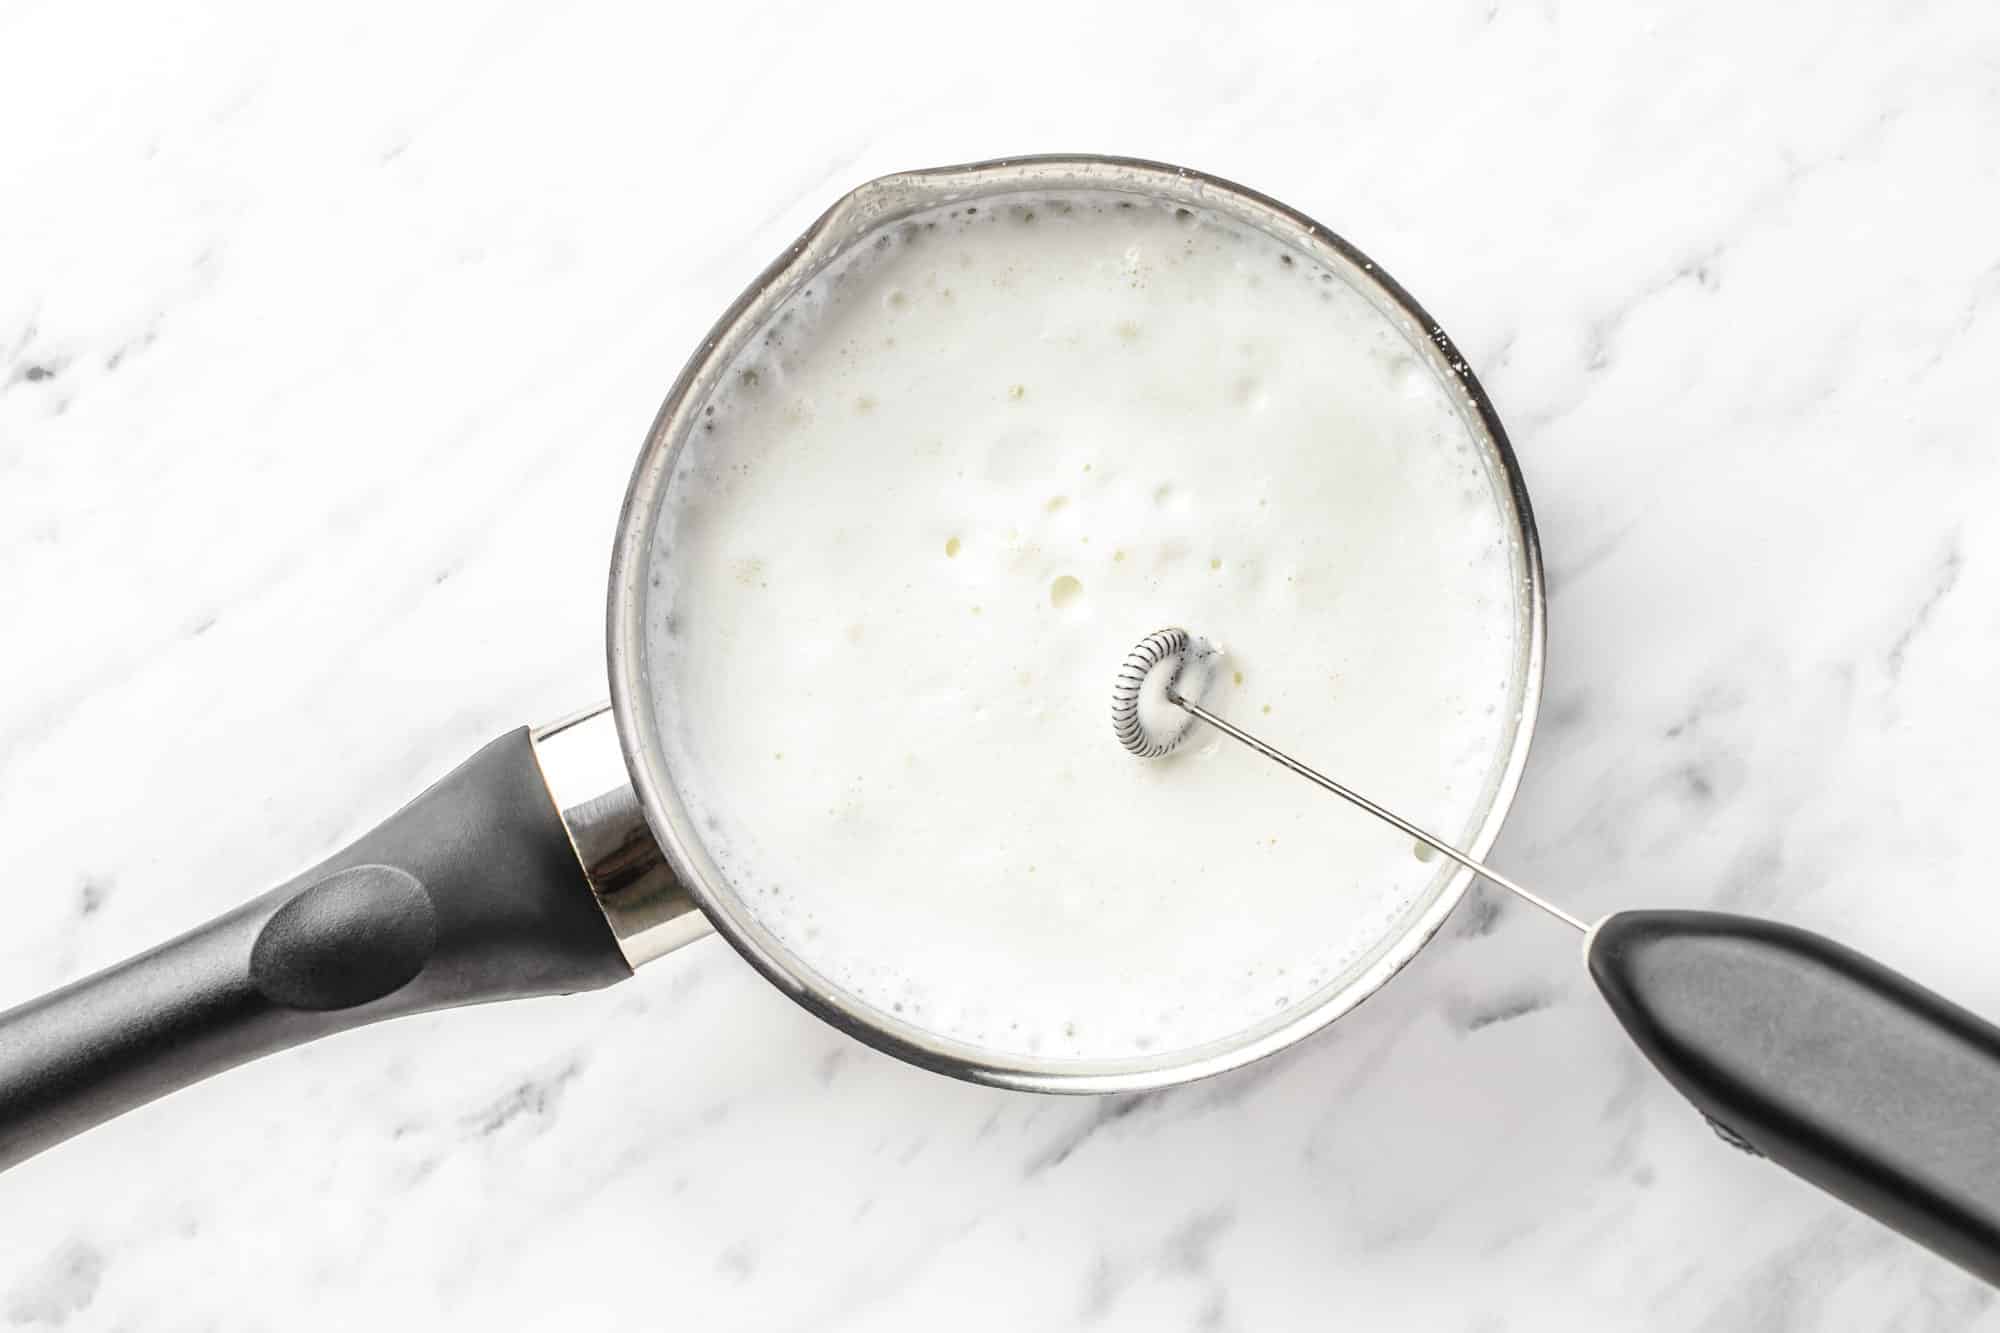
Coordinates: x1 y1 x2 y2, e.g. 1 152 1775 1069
530 703 712 967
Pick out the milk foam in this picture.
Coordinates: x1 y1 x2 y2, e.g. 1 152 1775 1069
645 193 1523 1063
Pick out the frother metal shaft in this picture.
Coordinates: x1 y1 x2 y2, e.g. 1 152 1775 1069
1167 692 1587 933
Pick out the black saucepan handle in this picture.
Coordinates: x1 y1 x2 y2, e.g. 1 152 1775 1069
0 728 630 1170
1588 909 2000 1285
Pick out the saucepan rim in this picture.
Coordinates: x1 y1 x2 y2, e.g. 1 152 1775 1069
604 153 1547 1093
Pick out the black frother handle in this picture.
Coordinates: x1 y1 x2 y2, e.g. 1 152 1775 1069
0 728 630 1170
1588 909 2000 1284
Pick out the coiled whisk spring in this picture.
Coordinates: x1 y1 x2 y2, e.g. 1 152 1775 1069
1111 627 1197 758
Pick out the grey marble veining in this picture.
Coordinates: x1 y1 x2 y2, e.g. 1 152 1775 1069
4 2 2000 1327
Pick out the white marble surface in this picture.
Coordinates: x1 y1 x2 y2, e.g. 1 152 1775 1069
4 1 2000 1326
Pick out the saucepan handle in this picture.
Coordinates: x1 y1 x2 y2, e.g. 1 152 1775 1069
0 727 634 1170
1588 909 2000 1286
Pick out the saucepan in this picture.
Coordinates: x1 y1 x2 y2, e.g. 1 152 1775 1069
4 155 1997 1292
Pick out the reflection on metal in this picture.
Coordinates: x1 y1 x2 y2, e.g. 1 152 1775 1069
532 702 711 967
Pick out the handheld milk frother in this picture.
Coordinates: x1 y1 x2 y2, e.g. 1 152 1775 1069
1114 626 2000 1284
4 154 1999 1299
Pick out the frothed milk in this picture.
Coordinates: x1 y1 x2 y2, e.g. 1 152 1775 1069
646 193 1523 1062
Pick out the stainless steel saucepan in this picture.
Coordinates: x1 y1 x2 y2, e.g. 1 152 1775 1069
5 155 1997 1291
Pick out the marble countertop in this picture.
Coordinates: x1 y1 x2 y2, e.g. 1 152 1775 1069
5 2 2000 1327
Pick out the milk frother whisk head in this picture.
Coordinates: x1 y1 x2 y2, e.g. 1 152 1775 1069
1109 627 1212 759
1112 628 1588 932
